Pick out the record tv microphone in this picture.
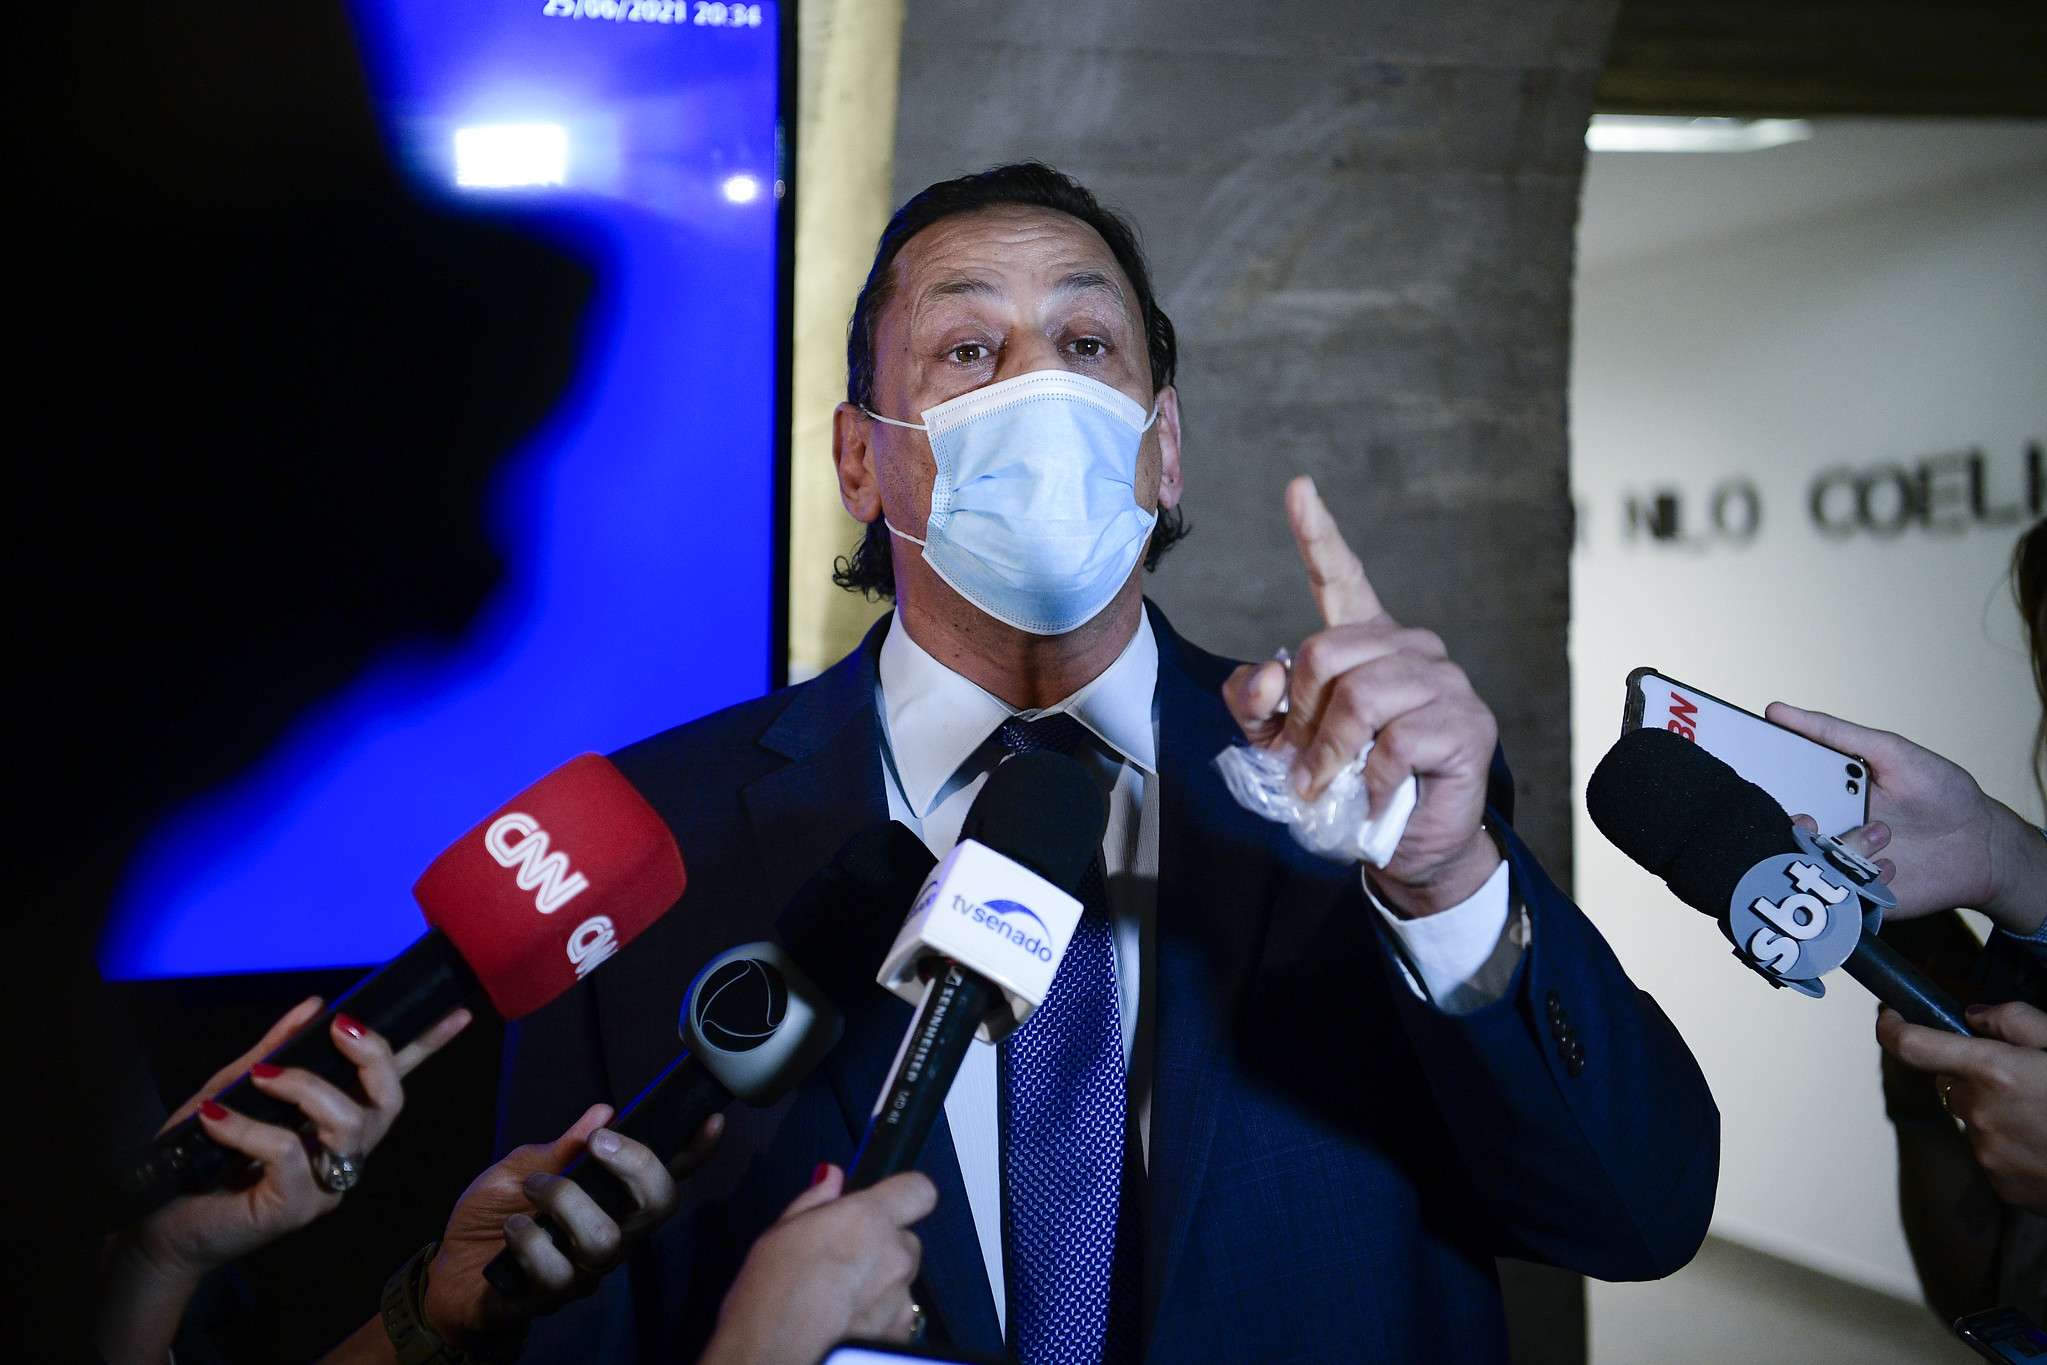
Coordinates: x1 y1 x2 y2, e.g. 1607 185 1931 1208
483 819 937 1297
109 755 685 1228
848 752 1107 1190
1587 726 1969 1034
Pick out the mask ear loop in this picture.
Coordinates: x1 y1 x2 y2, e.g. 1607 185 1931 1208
861 411 931 545
859 411 934 545
884 520 927 548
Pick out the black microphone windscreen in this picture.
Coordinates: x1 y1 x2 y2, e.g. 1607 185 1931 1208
1586 727 1800 915
777 821 937 1010
957 751 1107 895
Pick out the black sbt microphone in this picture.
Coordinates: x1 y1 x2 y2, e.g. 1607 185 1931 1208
483 820 937 1296
848 752 1106 1190
1587 726 1969 1034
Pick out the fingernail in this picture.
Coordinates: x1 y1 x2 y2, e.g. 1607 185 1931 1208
591 1129 621 1157
505 1213 532 1234
250 1061 283 1079
811 1162 832 1188
1966 1003 1988 1017
333 1013 366 1040
523 1172 551 1195
199 1099 228 1122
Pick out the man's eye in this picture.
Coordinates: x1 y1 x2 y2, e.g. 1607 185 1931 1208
1071 337 1104 357
950 344 985 364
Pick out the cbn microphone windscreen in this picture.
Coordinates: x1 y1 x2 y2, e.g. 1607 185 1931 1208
957 751 1107 895
1586 726 1800 916
777 821 937 1010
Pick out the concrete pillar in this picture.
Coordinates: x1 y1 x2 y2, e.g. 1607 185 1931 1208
888 4 1615 1360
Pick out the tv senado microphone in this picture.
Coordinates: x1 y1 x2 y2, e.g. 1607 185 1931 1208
482 819 939 1297
108 755 685 1229
849 752 1107 1190
1587 726 1969 1034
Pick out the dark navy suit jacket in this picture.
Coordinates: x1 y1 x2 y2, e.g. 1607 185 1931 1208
497 603 1718 1364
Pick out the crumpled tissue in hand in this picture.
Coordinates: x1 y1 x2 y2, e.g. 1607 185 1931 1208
1213 742 1418 868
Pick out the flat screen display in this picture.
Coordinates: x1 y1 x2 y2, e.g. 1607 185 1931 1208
100 0 788 978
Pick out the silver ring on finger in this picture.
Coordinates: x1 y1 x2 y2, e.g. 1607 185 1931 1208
311 1146 363 1193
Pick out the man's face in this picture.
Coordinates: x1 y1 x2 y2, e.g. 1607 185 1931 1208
855 204 1181 538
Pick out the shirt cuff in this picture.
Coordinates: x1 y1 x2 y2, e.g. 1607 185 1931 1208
1366 857 1526 1014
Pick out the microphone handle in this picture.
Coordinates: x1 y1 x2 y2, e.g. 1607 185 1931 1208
1842 932 1972 1035
482 1052 734 1299
104 929 482 1228
848 960 995 1191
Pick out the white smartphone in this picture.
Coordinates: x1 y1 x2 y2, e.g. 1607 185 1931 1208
1622 668 1871 837
821 1344 998 1365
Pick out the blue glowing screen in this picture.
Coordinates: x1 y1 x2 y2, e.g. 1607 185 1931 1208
100 0 785 978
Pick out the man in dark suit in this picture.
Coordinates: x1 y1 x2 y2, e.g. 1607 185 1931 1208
499 163 1718 1365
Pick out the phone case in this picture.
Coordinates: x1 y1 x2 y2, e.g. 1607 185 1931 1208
1622 667 1871 837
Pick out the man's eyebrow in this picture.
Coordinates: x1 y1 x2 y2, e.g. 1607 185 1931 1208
1051 268 1124 299
923 275 1003 300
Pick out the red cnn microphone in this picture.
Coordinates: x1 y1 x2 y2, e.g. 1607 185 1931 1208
105 755 684 1228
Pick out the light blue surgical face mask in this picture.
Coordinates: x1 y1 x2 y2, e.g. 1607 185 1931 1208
865 369 1160 636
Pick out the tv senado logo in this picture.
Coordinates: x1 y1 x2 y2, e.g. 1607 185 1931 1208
954 894 1054 963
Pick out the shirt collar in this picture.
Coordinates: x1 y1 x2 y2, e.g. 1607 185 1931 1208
878 610 1159 818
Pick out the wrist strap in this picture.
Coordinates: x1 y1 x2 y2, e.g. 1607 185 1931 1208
382 1242 528 1365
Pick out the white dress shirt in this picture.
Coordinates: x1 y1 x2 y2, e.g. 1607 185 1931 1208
873 610 1523 1329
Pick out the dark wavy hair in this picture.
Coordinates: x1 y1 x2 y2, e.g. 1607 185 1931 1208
2016 518 2047 803
832 162 1188 600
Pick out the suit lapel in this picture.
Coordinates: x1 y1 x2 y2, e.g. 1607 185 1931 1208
740 621 891 911
1143 603 1285 1352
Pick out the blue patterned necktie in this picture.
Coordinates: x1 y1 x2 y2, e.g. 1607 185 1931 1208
995 713 1139 1365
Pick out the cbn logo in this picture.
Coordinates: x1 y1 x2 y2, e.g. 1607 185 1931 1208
485 812 591 914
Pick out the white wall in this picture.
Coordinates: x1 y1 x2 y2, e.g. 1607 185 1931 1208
1570 122 2047 1298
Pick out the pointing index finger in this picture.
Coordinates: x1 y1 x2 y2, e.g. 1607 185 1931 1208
1287 476 1383 627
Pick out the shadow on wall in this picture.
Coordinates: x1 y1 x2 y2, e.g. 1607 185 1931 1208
97 0 787 982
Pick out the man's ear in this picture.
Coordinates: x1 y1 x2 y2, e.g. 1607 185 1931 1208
1155 386 1184 510
832 403 882 523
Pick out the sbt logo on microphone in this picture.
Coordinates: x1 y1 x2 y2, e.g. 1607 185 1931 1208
1727 852 1864 993
876 839 1084 1040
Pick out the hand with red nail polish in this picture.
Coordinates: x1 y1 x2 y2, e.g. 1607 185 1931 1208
95 997 474 1365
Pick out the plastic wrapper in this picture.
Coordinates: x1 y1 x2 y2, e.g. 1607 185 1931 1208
1213 742 1418 868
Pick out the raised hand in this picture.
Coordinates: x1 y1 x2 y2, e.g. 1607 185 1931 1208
1222 477 1500 915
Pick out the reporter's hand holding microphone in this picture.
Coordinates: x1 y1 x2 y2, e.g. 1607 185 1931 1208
1771 704 2047 1218
95 998 471 1365
317 1113 935 1365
